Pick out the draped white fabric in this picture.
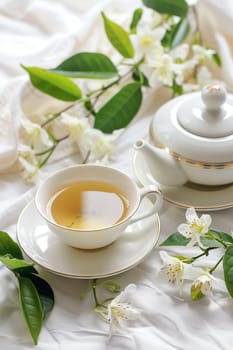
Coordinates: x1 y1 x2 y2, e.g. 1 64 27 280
1 0 233 349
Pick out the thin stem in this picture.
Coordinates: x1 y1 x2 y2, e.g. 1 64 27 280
213 238 228 249
40 58 143 129
38 145 56 168
40 76 122 128
192 247 218 261
41 104 76 127
92 279 99 307
209 256 223 274
36 145 57 157
191 5 203 45
82 150 90 164
37 134 69 168
206 232 228 248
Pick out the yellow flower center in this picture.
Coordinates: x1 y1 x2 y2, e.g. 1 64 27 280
190 222 204 233
141 35 153 47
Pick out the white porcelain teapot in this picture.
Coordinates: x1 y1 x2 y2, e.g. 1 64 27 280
134 84 233 186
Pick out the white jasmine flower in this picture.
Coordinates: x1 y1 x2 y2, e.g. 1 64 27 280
172 63 186 85
60 112 91 159
178 207 212 247
85 128 117 162
159 251 205 295
150 11 163 27
134 26 165 57
159 251 186 290
149 54 174 86
191 271 213 300
21 119 53 151
18 144 40 183
197 66 212 85
107 284 140 338
192 44 215 64
60 112 118 162
171 44 189 61
60 112 90 143
172 58 198 86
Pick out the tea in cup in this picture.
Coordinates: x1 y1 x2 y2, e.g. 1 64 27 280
35 164 162 249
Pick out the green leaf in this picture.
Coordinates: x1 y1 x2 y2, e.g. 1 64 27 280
211 230 233 243
52 52 118 79
200 237 222 248
170 17 190 49
18 276 43 345
212 52 222 67
28 274 54 320
0 256 37 275
172 79 184 97
162 17 190 49
142 0 188 18
160 229 233 248
0 231 23 259
21 65 82 102
132 67 150 87
203 229 233 248
130 8 143 34
101 12 135 58
223 245 233 298
94 83 142 133
160 232 190 246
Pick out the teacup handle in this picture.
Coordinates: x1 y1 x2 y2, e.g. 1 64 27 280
129 185 163 224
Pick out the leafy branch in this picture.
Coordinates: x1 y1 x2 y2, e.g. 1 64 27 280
0 231 54 345
18 0 223 177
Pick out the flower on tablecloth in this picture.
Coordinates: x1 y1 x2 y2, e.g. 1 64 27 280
21 118 53 152
159 208 233 301
106 284 140 338
91 281 140 340
159 250 186 291
18 144 40 182
159 250 206 295
190 270 214 300
177 207 212 247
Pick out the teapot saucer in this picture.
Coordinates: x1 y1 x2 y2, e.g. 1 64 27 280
133 150 233 211
16 200 160 279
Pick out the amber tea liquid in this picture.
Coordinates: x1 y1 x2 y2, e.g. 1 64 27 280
48 181 129 230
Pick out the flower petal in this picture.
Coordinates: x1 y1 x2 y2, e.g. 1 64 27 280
177 223 192 238
185 207 198 224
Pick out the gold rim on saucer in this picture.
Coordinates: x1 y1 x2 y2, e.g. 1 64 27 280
16 200 160 279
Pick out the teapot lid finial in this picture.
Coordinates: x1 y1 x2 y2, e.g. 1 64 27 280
177 83 233 138
201 84 226 111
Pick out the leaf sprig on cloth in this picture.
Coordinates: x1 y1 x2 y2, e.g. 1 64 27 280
159 208 233 300
0 231 54 345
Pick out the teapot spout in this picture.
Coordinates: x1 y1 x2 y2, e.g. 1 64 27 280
134 139 188 186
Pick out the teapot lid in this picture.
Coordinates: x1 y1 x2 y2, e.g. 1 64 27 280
150 84 233 163
177 84 233 137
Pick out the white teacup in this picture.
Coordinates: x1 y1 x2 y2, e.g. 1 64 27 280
35 164 162 249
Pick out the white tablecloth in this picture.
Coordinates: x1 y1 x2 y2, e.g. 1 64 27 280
1 0 233 349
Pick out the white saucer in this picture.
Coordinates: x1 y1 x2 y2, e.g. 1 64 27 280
133 150 233 211
17 200 160 279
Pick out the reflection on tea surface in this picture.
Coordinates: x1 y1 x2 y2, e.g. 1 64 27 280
48 181 129 230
